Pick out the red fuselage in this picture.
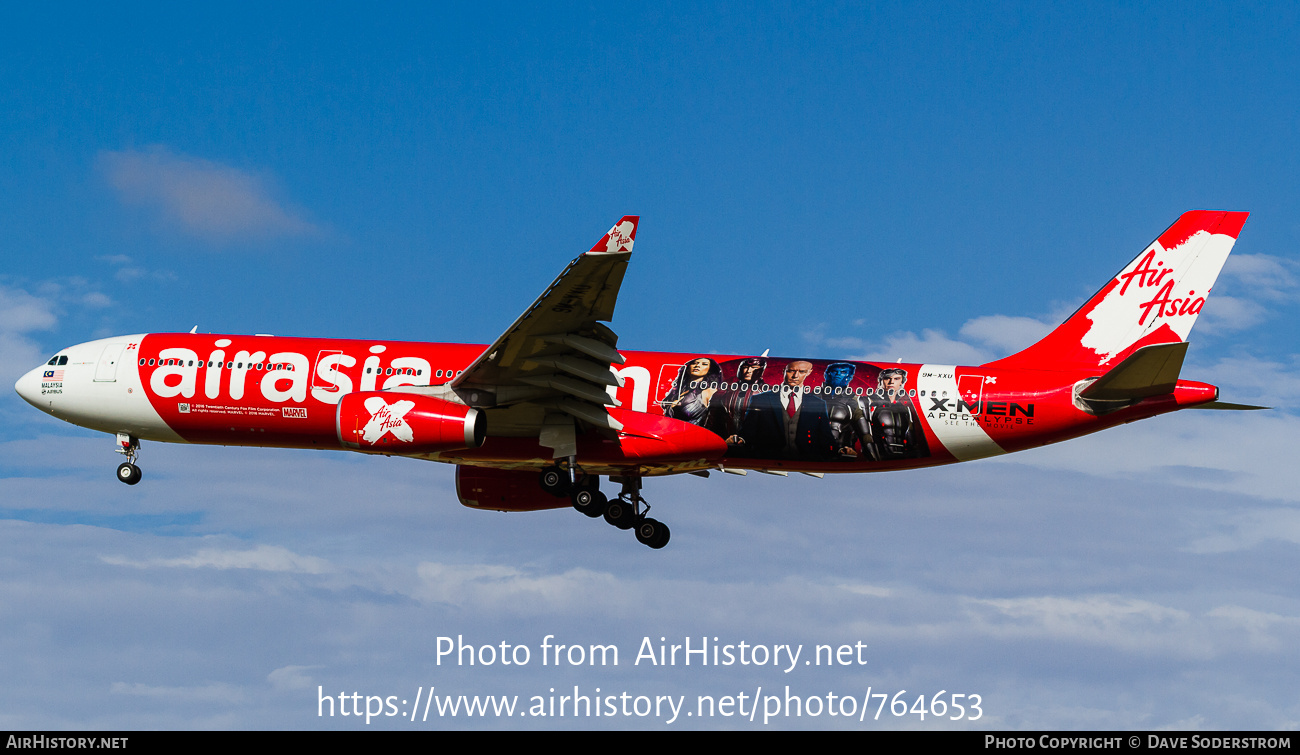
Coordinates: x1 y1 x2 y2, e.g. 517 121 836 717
78 332 1215 476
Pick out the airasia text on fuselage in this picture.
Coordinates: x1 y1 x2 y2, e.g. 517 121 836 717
143 337 459 407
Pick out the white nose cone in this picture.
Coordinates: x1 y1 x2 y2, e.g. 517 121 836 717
14 367 44 408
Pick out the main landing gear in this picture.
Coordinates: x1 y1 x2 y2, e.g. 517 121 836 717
539 464 670 549
115 433 142 485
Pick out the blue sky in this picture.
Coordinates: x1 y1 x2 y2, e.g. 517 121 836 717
2 2 1300 729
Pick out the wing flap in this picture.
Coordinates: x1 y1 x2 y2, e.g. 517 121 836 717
451 216 639 446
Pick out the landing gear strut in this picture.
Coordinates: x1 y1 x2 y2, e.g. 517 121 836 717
115 433 142 485
571 480 608 518
540 463 608 517
607 476 670 549
539 465 570 497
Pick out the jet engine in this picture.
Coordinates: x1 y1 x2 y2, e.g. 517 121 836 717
336 392 485 453
456 466 571 512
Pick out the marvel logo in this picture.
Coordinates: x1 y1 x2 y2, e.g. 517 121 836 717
282 407 308 419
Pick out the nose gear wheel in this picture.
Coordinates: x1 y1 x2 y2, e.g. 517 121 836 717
114 434 142 485
116 462 142 485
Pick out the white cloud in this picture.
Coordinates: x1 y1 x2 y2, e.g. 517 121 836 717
266 665 321 691
816 310 1062 365
816 250 1297 367
96 254 175 284
1194 354 1300 408
957 315 1055 356
4 410 1300 729
415 562 623 612
1194 294 1268 334
110 681 247 704
98 147 320 242
996 410 1300 503
1185 509 1300 554
0 285 57 333
969 595 1195 653
102 544 331 574
0 284 58 382
848 328 993 364
1204 605 1300 651
82 292 113 308
1218 253 1298 301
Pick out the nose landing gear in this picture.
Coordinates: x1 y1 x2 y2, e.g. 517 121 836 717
115 433 142 485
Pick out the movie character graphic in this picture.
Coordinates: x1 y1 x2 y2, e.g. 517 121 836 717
713 357 767 442
821 362 876 460
867 368 930 459
733 360 835 460
659 357 722 427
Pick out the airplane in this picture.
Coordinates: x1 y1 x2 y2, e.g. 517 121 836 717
14 211 1262 549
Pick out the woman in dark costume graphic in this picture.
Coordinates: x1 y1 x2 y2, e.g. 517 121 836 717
659 357 723 427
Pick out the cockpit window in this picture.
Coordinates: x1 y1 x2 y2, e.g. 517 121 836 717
47 356 59 365
58 356 68 365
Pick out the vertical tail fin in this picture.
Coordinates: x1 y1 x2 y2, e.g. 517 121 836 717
984 210 1248 372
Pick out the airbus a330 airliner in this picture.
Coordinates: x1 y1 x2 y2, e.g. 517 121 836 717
15 211 1260 549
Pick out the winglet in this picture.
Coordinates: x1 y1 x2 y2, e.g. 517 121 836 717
588 216 639 254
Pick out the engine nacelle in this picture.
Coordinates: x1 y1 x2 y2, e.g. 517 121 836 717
456 466 570 512
336 391 485 453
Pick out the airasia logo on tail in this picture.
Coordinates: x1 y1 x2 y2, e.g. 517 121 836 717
1080 228 1235 364
1119 250 1207 326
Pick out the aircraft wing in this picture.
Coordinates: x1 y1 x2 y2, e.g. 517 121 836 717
453 216 638 434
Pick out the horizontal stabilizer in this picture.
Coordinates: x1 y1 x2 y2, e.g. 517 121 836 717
1189 401 1270 411
1078 342 1188 401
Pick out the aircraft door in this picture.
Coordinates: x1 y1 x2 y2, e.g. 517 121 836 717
94 343 127 382
312 350 345 393
957 374 985 415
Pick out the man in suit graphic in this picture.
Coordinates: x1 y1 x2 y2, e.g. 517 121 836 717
733 360 835 460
